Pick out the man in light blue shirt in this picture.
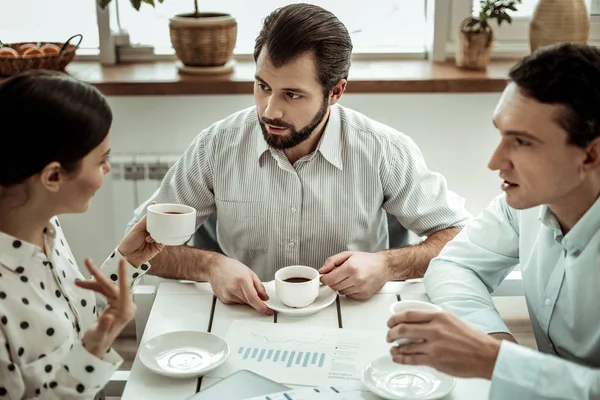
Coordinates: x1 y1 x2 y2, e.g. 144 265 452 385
386 43 600 399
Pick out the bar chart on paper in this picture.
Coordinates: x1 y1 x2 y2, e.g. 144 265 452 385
208 320 390 390
237 346 327 369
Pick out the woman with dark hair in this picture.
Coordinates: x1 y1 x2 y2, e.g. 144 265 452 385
0 70 164 398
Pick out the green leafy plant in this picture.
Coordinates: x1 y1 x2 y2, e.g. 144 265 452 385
98 0 200 14
462 0 522 33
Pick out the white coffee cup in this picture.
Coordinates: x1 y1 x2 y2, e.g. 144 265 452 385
146 203 196 246
389 300 442 345
275 265 320 308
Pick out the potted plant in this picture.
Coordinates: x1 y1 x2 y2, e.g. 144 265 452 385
455 0 521 70
98 0 237 70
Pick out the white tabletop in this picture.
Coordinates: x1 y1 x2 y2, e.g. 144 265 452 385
121 281 491 400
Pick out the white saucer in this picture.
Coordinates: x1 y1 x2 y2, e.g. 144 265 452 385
362 355 456 400
139 331 230 379
263 280 337 316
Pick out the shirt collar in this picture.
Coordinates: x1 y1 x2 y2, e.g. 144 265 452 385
255 116 269 162
538 196 600 253
317 104 343 170
0 220 56 272
538 206 561 231
565 195 600 252
254 104 343 170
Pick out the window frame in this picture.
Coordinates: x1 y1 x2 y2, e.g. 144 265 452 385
94 0 449 64
91 0 600 64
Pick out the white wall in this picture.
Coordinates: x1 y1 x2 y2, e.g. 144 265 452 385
60 93 504 266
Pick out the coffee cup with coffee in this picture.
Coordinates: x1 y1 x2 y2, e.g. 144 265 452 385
147 203 196 246
274 265 320 308
389 300 442 345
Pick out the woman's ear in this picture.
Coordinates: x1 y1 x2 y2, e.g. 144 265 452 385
39 162 63 193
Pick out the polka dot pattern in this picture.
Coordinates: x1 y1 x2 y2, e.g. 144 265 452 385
1 229 143 395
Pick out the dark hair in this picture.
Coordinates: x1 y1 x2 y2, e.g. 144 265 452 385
253 3 353 94
508 42 600 148
0 70 112 187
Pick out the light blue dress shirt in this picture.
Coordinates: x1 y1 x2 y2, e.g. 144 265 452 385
424 193 600 399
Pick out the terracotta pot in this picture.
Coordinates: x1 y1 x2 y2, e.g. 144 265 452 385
529 0 590 52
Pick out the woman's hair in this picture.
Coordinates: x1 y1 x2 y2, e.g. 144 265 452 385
0 70 112 188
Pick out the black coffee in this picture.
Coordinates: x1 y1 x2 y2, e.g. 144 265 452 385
163 212 183 214
283 277 311 283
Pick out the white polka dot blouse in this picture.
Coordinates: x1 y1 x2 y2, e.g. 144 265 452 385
0 218 152 398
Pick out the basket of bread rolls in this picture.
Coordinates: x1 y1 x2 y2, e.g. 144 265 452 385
0 34 83 76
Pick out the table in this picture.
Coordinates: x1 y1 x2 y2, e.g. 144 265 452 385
121 281 492 400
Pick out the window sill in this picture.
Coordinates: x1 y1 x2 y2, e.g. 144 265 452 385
5 59 518 95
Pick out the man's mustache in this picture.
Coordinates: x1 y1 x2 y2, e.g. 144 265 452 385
261 117 293 130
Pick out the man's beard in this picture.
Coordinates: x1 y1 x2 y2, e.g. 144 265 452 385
259 98 329 150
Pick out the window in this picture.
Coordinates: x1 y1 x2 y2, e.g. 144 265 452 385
445 0 600 54
471 0 539 18
467 0 600 42
0 0 99 55
471 0 599 16
112 0 427 55
3 0 597 64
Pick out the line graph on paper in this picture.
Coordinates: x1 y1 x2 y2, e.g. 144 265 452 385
250 331 333 346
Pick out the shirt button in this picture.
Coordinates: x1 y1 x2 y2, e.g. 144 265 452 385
290 207 297 213
545 298 551 306
288 241 295 247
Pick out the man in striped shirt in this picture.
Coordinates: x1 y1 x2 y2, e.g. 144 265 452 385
127 3 471 314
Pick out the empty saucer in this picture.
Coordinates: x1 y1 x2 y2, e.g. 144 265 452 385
263 280 337 316
139 331 230 379
362 355 456 400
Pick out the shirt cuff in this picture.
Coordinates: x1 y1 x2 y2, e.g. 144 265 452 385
490 340 542 400
101 247 152 288
61 341 123 394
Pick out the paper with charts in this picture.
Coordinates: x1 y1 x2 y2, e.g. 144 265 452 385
208 320 390 389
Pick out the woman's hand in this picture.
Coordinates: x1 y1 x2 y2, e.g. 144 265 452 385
117 214 164 267
75 258 137 359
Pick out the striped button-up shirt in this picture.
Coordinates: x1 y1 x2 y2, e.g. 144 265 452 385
129 104 470 281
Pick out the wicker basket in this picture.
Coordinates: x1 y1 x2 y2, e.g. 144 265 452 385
0 34 82 77
169 13 237 67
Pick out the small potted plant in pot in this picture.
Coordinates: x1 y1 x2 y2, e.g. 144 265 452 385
455 0 521 70
99 0 237 70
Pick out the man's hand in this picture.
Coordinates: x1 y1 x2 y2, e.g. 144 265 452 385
207 256 273 315
319 251 390 300
386 310 501 380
